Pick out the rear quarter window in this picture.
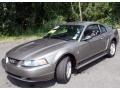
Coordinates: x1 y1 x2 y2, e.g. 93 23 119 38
105 25 114 32
99 25 107 33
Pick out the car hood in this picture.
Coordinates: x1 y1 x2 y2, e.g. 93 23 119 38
7 38 67 60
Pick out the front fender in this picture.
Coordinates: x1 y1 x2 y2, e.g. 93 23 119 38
54 48 78 65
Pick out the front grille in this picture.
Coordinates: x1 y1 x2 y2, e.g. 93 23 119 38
8 58 20 65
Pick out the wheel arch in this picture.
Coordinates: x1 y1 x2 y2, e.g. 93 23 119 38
54 53 77 77
111 37 117 45
107 37 117 49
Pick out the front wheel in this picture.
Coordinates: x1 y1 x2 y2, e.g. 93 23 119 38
107 41 116 57
56 57 72 83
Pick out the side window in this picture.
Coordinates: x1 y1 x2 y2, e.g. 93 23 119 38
82 24 100 39
99 25 107 33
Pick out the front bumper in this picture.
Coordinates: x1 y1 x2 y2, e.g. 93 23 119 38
2 58 55 82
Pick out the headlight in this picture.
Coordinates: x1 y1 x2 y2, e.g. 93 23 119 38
22 58 48 67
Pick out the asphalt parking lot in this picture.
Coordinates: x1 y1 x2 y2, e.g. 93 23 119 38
0 32 120 88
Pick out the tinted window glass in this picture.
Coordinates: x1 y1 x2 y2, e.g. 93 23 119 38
44 25 84 40
100 25 107 33
84 24 100 37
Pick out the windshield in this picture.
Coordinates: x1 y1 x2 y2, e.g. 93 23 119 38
44 25 84 40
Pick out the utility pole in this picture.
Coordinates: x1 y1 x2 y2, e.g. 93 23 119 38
78 2 82 21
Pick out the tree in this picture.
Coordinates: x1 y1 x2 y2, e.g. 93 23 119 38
0 2 120 36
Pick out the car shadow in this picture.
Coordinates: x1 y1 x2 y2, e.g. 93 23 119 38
7 76 56 88
7 56 106 88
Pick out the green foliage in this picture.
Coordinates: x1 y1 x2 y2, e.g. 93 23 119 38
83 3 111 21
22 15 65 37
40 16 65 32
0 2 120 39
97 17 113 25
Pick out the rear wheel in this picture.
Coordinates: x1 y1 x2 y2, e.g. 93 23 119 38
107 41 116 57
56 57 72 83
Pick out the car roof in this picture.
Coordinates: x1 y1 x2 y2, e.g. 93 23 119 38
63 21 100 26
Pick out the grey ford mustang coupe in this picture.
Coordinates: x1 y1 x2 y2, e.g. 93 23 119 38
2 21 119 83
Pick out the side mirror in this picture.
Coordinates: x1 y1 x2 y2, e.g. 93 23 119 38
83 35 92 41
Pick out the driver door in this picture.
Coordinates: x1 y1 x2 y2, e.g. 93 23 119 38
78 24 106 63
83 24 106 57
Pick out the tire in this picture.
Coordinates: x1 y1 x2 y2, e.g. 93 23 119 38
107 41 116 57
56 56 72 83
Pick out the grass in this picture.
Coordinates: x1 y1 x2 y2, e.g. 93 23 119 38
0 16 66 43
0 28 49 43
0 32 48 43
0 35 39 43
0 29 50 42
